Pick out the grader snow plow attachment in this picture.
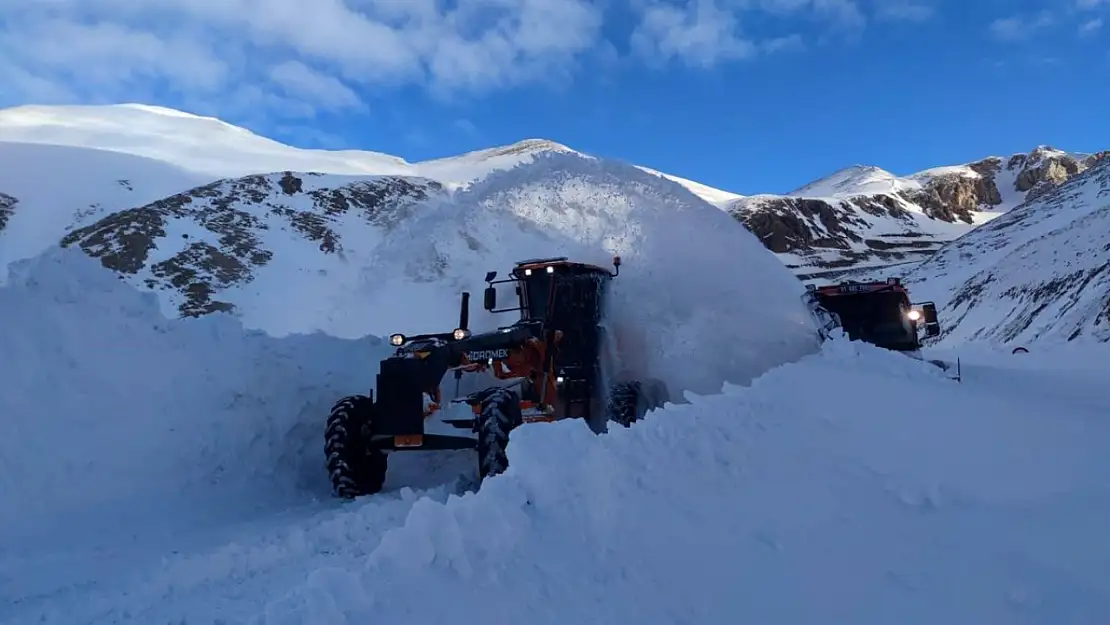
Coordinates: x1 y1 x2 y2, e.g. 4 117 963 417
324 256 669 499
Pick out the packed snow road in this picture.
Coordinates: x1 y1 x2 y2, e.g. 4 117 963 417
4 330 1109 624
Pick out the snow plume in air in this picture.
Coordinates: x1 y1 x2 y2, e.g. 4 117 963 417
383 151 821 396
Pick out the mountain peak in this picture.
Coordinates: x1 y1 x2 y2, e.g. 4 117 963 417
787 164 905 198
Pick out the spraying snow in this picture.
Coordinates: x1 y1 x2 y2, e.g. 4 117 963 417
373 152 820 395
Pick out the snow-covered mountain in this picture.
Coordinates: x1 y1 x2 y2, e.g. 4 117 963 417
3 103 1102 287
0 103 719 202
906 155 1110 345
727 147 1105 280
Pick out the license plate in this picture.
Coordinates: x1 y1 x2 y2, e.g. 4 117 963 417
394 434 423 448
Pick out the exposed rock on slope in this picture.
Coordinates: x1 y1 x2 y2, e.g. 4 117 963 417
728 146 1104 279
906 158 1110 344
61 172 444 317
0 193 15 232
0 141 208 284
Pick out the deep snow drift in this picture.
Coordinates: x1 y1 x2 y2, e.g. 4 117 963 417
258 338 1108 625
0 249 481 622
0 248 386 528
5 267 1109 624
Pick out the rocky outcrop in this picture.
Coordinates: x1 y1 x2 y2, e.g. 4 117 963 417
1009 146 1081 191
730 193 939 272
0 192 16 233
908 160 1110 344
730 145 1103 278
898 171 1000 223
60 172 443 317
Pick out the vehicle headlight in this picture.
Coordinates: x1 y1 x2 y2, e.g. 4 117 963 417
390 333 405 346
453 328 471 340
907 310 922 321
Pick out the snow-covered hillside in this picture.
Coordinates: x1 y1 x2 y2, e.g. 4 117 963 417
728 147 1105 280
0 103 728 204
906 156 1110 345
0 141 207 282
4 249 1109 624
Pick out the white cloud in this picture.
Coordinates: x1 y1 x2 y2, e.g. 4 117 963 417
762 33 806 53
268 61 361 113
760 0 866 30
629 0 758 67
989 11 1054 41
0 0 910 118
874 0 934 22
1076 0 1105 9
0 0 605 118
1079 17 1104 35
628 0 865 68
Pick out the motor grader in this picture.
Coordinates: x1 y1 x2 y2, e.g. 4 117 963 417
324 255 668 498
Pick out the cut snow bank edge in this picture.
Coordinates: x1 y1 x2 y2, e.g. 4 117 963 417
0 248 389 532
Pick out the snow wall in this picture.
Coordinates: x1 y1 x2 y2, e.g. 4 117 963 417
368 152 820 396
0 249 389 534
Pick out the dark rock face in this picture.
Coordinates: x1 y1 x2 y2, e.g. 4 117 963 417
729 146 1102 277
0 192 16 233
910 160 1110 343
61 171 443 317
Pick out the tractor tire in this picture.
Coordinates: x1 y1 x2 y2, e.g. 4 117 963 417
475 387 523 481
606 379 668 427
325 395 388 499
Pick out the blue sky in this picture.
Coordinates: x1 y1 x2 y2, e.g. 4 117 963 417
0 0 1106 195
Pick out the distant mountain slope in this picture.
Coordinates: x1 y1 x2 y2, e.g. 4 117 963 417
59 171 445 322
726 147 1105 280
0 141 206 283
906 156 1110 344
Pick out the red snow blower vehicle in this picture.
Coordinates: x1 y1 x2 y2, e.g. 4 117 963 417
803 277 941 351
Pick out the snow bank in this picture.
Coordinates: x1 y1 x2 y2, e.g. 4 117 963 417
257 337 1110 625
0 248 388 534
373 152 819 395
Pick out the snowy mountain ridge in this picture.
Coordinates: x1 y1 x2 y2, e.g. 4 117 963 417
907 155 1110 345
1 102 1104 308
728 146 1106 280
